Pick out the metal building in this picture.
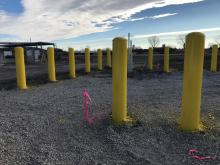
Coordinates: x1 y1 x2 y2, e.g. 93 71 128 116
0 42 55 64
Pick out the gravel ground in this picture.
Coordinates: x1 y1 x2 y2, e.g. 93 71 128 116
0 70 219 165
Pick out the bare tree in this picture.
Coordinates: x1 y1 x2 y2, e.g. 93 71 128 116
147 36 160 48
208 42 215 48
214 36 220 46
177 35 186 48
208 36 220 47
85 45 90 49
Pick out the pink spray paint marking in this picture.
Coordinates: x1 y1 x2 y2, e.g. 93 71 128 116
188 149 216 160
83 89 95 125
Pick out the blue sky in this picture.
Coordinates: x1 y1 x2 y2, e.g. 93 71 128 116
0 0 23 14
0 0 219 49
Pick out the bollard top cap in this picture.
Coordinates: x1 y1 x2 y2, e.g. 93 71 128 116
15 46 23 49
187 32 205 38
212 44 218 48
113 37 127 42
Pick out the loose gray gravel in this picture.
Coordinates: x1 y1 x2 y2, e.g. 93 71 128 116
0 70 219 165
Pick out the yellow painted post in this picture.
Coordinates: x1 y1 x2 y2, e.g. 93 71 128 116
147 47 153 70
15 47 27 89
47 47 56 82
180 32 205 131
210 45 218 72
163 47 170 72
69 48 76 78
97 49 103 70
85 48 90 73
106 48 112 68
112 37 129 124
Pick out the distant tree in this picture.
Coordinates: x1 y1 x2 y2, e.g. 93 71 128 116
214 36 220 46
147 36 160 48
85 45 90 49
208 42 215 48
80 47 84 55
177 35 186 48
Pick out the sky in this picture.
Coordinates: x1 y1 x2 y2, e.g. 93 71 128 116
0 0 219 50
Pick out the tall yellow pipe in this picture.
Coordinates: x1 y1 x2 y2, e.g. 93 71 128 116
210 45 218 72
85 48 90 73
112 37 128 123
106 48 112 68
97 49 103 70
180 32 205 131
163 47 170 72
69 48 76 78
15 47 27 89
147 47 153 70
47 47 56 82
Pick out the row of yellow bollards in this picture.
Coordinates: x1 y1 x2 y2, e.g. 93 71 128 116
15 47 112 89
15 43 218 90
81 48 112 74
147 44 219 73
111 32 215 131
14 32 217 132
85 48 112 73
147 47 170 73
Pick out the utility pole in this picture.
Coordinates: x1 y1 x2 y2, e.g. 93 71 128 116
128 33 133 73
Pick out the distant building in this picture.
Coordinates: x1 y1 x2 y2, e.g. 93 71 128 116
0 42 55 64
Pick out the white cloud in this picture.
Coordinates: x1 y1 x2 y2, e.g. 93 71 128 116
133 27 220 39
0 0 204 41
56 27 220 49
132 27 220 48
104 12 178 24
150 13 178 19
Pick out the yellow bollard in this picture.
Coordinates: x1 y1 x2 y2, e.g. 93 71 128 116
112 37 130 124
97 49 103 70
85 48 90 73
69 48 76 78
163 47 170 72
180 32 205 131
210 45 218 72
147 47 153 70
106 48 112 68
47 47 56 82
15 47 27 89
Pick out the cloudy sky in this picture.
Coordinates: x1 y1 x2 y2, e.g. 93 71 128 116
0 0 219 49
